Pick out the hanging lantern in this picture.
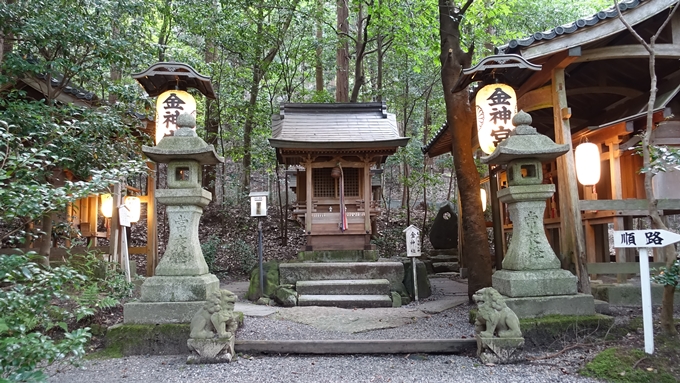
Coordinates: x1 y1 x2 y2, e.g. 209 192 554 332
480 188 487 211
101 193 113 218
475 84 518 154
575 142 601 185
155 90 197 144
124 196 141 223
331 166 341 179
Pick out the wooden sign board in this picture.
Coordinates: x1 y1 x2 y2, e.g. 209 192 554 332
613 229 680 248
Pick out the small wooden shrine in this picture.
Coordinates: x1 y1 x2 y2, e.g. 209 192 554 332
270 102 409 251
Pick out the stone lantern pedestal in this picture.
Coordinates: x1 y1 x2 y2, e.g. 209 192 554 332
124 114 224 324
482 111 594 318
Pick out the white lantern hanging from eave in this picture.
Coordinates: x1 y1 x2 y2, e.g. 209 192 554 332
475 83 518 154
124 196 141 223
480 188 487 211
100 193 113 218
155 90 197 144
575 142 601 185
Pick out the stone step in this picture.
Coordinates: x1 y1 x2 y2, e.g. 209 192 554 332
433 262 459 273
428 254 459 262
280 262 404 290
298 294 393 308
296 279 390 295
428 249 458 257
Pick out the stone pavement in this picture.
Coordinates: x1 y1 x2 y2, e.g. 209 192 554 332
222 275 469 333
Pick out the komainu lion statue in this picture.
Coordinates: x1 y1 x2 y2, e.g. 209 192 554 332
190 290 239 339
473 287 522 338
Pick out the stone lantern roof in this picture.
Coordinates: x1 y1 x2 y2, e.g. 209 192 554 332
480 111 569 165
142 114 224 165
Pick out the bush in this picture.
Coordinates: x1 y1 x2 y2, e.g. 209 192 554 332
0 253 92 381
201 235 221 274
226 239 256 274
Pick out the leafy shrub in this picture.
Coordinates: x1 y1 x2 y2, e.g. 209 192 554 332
201 235 222 274
0 253 92 381
653 259 680 288
226 239 256 274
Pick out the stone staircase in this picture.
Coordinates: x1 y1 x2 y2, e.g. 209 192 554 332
279 262 404 308
423 249 459 274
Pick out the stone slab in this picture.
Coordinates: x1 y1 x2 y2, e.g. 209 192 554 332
503 293 595 318
234 302 279 317
296 279 390 295
417 297 468 314
279 262 404 290
123 301 206 324
492 269 577 297
140 274 219 302
591 283 680 306
298 294 393 308
272 306 430 333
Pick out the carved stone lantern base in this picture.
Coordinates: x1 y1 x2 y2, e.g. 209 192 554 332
187 337 235 364
476 335 524 364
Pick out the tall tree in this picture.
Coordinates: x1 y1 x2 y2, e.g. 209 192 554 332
439 0 492 299
336 0 349 101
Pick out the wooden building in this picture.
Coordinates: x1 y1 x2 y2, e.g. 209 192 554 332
423 0 680 276
270 102 409 251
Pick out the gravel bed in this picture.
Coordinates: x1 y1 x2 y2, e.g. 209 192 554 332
48 352 600 383
46 287 601 383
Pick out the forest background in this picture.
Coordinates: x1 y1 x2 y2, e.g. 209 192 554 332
0 0 613 268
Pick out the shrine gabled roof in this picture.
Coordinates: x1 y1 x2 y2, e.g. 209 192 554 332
269 102 410 150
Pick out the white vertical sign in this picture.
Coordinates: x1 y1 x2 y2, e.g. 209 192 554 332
404 225 421 303
613 229 680 355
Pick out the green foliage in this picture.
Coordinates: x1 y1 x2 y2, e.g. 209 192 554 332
225 238 256 274
653 259 680 288
581 347 676 383
0 253 91 381
637 144 680 175
201 235 222 274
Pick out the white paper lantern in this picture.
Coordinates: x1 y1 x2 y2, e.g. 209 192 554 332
155 90 197 144
480 188 487 211
475 84 518 154
101 193 113 218
575 142 601 185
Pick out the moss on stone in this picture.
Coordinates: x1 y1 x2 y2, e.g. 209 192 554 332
581 347 676 383
105 323 191 356
520 314 614 349
247 261 279 301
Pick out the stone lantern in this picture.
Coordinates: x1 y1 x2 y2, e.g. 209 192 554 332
481 111 594 317
124 113 225 324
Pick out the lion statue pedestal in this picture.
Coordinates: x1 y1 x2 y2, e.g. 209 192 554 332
187 290 239 364
473 287 524 364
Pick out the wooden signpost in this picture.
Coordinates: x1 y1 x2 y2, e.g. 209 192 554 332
404 225 421 303
613 229 680 354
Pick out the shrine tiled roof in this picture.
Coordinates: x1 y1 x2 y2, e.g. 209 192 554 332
269 102 409 149
496 0 644 55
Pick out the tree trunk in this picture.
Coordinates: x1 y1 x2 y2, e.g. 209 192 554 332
349 7 370 102
439 0 492 300
315 0 324 92
203 39 220 199
613 0 679 335
242 66 261 193
335 0 349 102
